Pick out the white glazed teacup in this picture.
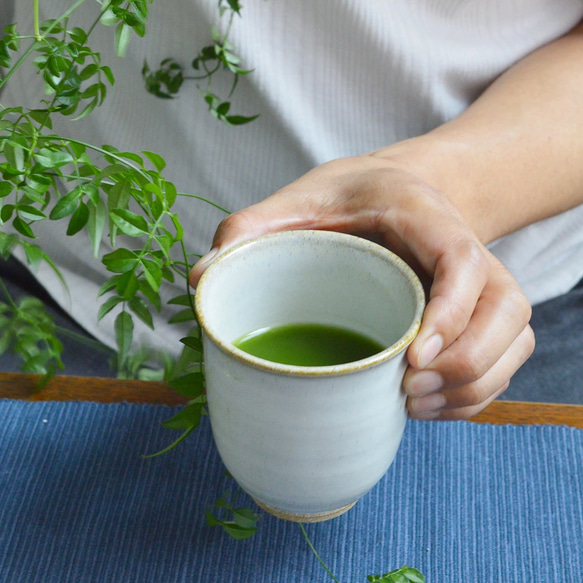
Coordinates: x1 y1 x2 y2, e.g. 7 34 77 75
195 230 425 522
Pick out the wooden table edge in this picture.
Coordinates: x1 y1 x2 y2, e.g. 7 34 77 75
1 372 582 428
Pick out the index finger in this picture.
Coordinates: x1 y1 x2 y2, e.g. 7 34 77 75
407 236 490 369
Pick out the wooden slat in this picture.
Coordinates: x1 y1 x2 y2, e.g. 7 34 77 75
471 399 583 428
0 372 187 406
1 373 583 428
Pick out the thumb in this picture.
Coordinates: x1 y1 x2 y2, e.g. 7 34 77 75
188 199 311 288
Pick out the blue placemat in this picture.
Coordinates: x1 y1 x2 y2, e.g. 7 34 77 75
0 399 582 582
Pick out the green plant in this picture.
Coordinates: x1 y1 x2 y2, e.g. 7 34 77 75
0 2 425 581
142 0 258 126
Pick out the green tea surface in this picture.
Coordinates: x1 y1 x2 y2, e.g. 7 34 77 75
233 323 384 366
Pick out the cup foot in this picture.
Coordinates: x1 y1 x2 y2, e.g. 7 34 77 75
252 498 357 523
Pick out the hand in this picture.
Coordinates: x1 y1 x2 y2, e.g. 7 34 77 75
189 153 535 420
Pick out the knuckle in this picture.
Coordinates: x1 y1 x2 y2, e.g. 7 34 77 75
212 210 258 246
217 211 251 233
441 293 470 325
450 236 490 277
461 238 489 271
520 324 536 361
455 349 489 384
500 285 532 325
458 382 490 408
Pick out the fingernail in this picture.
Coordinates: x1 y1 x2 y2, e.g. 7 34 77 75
409 392 446 416
417 334 443 369
197 248 219 269
189 248 218 287
404 370 443 397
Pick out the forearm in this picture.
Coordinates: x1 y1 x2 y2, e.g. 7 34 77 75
373 22 583 244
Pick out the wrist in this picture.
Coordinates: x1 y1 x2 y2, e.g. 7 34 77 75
368 134 500 244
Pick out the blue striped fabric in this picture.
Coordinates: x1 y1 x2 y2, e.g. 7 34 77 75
0 400 581 582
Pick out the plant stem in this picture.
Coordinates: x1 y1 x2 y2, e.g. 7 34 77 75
33 0 41 41
55 325 115 355
299 523 340 583
177 192 230 215
0 277 18 309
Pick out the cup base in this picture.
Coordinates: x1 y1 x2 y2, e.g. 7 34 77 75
252 498 358 523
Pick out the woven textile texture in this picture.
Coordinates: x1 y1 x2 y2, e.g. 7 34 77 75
1 400 582 582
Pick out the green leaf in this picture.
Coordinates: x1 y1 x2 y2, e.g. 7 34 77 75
102 65 115 85
4 143 25 172
161 264 174 283
168 308 196 324
138 279 161 311
28 109 53 129
98 296 123 320
97 164 129 180
225 114 260 126
50 188 82 220
98 277 118 297
19 187 46 206
100 8 118 26
142 58 184 98
167 294 192 307
110 208 149 237
0 204 15 223
0 182 14 198
205 510 221 527
116 270 139 300
18 206 46 222
35 148 74 168
142 151 166 172
128 296 154 329
23 243 43 270
102 248 139 273
232 507 259 530
115 22 132 57
168 372 204 398
12 217 35 238
69 142 86 158
222 523 257 540
80 63 98 81
114 310 133 365
161 402 203 430
368 566 425 583
143 182 163 202
0 233 18 258
72 97 98 121
216 101 230 116
26 174 52 195
141 258 162 291
87 198 107 258
66 202 90 235
118 152 143 165
179 336 202 352
170 213 183 241
69 27 88 44
164 181 177 208
155 233 173 259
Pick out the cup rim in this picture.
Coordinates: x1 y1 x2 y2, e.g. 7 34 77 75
194 230 426 377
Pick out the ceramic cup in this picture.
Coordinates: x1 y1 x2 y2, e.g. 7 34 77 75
195 230 425 522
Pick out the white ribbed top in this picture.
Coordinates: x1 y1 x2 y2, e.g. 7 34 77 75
4 0 583 351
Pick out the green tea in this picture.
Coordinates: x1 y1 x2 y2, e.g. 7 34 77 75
233 323 384 366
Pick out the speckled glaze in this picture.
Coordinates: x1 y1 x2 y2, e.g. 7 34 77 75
195 230 425 521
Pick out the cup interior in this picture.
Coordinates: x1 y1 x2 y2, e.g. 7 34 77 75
195 230 424 369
